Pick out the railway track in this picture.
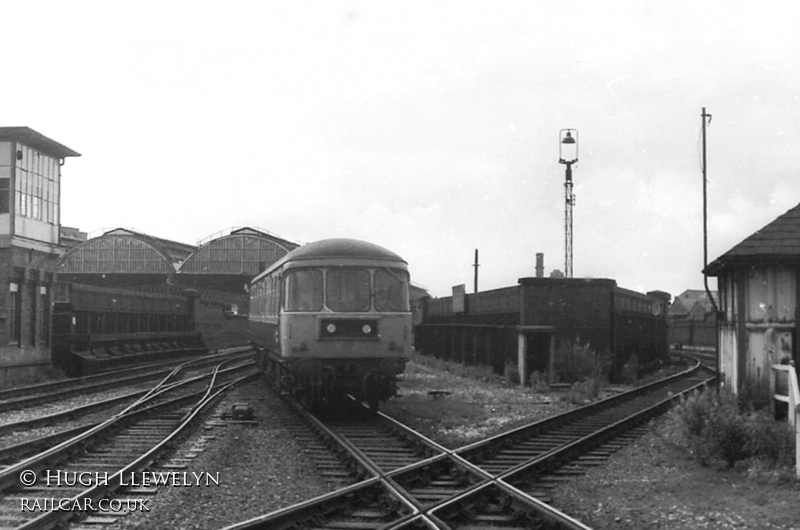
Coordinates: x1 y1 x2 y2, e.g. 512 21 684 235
223 359 715 530
0 350 258 530
0 349 256 464
0 347 253 414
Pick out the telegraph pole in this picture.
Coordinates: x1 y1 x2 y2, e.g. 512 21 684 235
473 248 479 293
701 108 718 313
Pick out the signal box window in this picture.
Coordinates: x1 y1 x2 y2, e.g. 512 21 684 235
9 282 20 344
375 269 409 312
285 269 322 311
327 269 370 312
0 177 8 213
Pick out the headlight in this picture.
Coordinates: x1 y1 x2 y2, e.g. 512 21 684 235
362 324 372 335
326 323 337 334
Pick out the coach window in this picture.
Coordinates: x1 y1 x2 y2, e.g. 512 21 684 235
285 269 323 311
375 269 409 312
327 269 370 312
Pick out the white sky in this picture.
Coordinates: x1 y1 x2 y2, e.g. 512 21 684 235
3 1 799 298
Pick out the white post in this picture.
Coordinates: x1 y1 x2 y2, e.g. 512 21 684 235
789 364 800 479
795 404 799 480
517 332 527 387
773 362 800 479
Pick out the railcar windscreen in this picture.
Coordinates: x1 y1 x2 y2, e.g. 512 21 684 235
326 269 371 312
285 269 323 311
284 266 410 313
375 268 409 312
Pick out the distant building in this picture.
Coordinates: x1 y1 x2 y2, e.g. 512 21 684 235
0 127 79 376
59 226 87 250
416 277 668 384
705 202 800 401
55 226 300 351
668 289 717 350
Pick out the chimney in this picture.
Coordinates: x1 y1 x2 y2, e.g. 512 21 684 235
535 253 544 278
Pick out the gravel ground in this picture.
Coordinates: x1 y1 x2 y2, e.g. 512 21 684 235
63 359 798 530
99 380 332 530
549 421 800 530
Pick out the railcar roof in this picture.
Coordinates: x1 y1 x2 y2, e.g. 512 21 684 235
286 238 406 263
251 238 407 283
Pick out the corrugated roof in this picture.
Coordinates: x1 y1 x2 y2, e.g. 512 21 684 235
705 202 800 275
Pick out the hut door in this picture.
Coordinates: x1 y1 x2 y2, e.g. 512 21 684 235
526 332 553 381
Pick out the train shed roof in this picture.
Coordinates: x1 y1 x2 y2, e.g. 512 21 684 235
705 202 800 275
102 228 196 264
57 228 195 274
179 227 299 276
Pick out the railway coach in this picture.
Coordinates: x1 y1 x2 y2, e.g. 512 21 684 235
248 238 412 411
51 283 203 375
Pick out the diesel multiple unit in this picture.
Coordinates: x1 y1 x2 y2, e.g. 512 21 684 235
248 238 412 410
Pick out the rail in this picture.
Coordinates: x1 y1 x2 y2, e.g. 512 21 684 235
770 362 800 479
222 361 711 529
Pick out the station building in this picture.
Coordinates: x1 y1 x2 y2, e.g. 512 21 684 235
55 226 299 350
0 127 80 379
705 202 800 401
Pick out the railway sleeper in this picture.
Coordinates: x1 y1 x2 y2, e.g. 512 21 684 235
577 455 610 465
583 450 612 457
552 466 585 476
497 448 549 456
119 486 159 494
362 452 417 461
312 459 346 469
483 456 532 464
473 514 521 524
537 475 577 484
80 515 120 524
408 492 458 503
359 447 414 454
364 456 418 465
456 526 530 530
350 509 389 518
314 458 344 468
429 479 462 487
525 489 553 499
318 467 351 476
319 517 389 529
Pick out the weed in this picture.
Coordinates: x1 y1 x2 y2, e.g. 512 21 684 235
663 388 796 472
552 339 609 384
504 361 520 386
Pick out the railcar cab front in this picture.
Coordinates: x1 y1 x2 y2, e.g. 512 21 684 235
249 238 412 410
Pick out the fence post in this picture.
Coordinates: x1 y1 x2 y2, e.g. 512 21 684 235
796 403 799 480
770 363 800 479
790 363 800 480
